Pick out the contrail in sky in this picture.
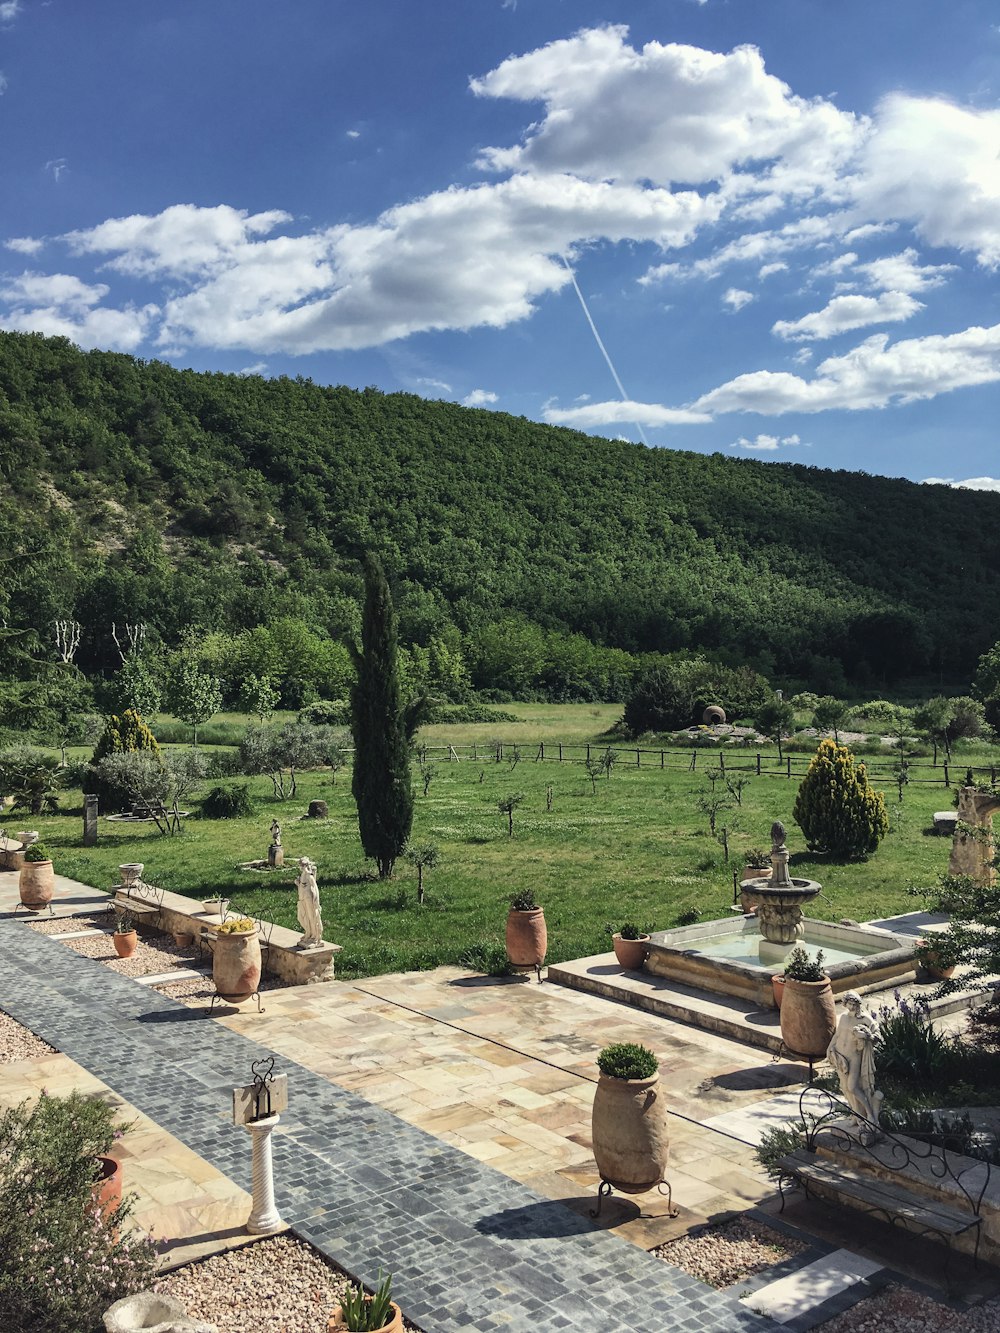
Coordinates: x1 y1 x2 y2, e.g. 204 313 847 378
559 254 648 445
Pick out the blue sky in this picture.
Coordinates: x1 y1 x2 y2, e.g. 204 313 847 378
2 1 1000 488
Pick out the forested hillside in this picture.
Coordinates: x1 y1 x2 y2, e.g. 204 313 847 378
2 329 999 703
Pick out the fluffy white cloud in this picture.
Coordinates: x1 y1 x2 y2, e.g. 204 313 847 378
723 287 754 311
694 321 1000 414
0 302 157 350
6 236 44 255
462 388 498 406
543 399 710 428
773 291 922 341
731 433 802 450
472 27 862 201
1 271 108 311
759 262 787 279
922 476 1000 492
0 2 21 21
855 247 955 294
238 362 268 377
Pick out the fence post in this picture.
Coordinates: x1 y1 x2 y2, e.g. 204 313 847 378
498 743 503 762
636 748 641 768
539 742 544 761
660 750 665 769
691 752 697 771
559 743 563 763
472 743 477 761
944 763 949 786
719 752 726 773
756 753 761 776
786 756 791 779
586 743 590 762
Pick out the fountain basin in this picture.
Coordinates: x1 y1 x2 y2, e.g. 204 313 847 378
645 916 917 1009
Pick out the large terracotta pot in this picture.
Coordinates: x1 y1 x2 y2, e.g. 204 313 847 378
93 1155 122 1222
772 974 786 1009
18 859 54 911
506 907 546 969
592 1071 669 1193
113 930 138 958
211 927 262 1003
612 933 649 970
328 1301 403 1333
780 975 836 1058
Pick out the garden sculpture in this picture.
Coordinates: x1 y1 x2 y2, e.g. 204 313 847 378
827 990 883 1143
295 856 324 947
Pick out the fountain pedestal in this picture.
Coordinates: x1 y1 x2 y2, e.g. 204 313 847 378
740 824 821 944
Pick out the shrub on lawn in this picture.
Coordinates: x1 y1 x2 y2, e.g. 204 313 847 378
793 739 888 858
200 783 255 819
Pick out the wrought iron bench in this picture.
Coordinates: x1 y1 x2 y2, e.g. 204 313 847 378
778 1085 991 1280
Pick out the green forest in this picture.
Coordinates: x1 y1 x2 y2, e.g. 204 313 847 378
2 328 1000 720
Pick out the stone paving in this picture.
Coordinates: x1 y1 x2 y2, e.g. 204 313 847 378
0 915 772 1332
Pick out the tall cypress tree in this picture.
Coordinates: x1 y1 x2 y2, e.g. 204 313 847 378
350 554 416 879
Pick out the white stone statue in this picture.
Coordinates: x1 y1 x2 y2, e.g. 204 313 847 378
827 990 883 1142
270 819 281 848
295 856 323 948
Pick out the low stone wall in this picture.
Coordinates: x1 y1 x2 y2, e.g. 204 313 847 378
116 887 341 987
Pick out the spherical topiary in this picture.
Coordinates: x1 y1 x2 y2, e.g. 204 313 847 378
792 739 888 859
596 1042 659 1080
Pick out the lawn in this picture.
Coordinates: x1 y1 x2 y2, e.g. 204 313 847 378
26 747 955 980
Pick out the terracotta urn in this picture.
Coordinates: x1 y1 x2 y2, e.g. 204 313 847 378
612 933 650 970
18 859 54 911
771 974 786 1009
211 926 262 1003
505 907 547 969
592 1070 670 1193
172 931 195 948
780 975 836 1058
918 947 956 980
93 1155 122 1222
113 929 138 958
328 1301 403 1333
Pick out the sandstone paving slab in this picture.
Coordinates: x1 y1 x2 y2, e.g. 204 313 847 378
0 920 772 1333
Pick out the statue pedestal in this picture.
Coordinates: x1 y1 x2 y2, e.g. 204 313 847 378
268 844 283 868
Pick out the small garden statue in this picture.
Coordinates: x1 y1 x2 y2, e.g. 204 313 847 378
268 818 283 869
827 990 883 1143
295 855 323 947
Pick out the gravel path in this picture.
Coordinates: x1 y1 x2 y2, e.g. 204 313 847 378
821 1283 1000 1331
653 1216 807 1289
0 1007 56 1062
157 1234 417 1332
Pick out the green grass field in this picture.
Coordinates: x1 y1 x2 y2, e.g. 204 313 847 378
27 745 956 981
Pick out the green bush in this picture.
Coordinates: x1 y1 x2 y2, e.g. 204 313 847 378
792 739 888 858
338 1272 394 1331
781 946 826 981
0 746 62 815
875 994 963 1085
509 888 539 911
458 940 511 977
755 1122 807 1179
200 783 255 820
22 842 51 863
298 699 351 726
597 1042 659 1080
0 1091 157 1332
89 709 161 814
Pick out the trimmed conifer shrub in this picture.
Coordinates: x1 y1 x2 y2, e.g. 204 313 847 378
89 709 161 813
792 738 889 859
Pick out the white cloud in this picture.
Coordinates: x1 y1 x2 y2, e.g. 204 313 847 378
772 290 922 341
0 72 7 96
854 247 955 294
693 321 1000 415
45 158 68 183
922 475 1000 492
0 2 21 21
791 347 813 365
238 362 268 376
1 271 109 311
462 388 499 406
0 302 158 351
346 129 361 139
759 262 787 279
5 236 44 255
731 432 802 450
415 376 452 393
471 27 862 202
543 399 710 428
723 287 754 311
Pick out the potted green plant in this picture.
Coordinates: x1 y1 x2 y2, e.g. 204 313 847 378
779 947 836 1058
914 934 962 980
611 922 650 970
740 847 770 912
112 905 139 958
592 1042 669 1199
329 1272 402 1333
210 916 261 1004
18 841 54 911
505 889 546 981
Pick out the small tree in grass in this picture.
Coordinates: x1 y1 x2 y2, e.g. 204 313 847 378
405 842 440 904
239 672 279 724
812 696 847 743
793 739 888 858
166 659 223 745
755 697 796 762
498 791 524 836
585 756 603 794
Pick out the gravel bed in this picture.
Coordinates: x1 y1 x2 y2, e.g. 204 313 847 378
0 1007 56 1062
26 915 103 934
157 969 284 1007
821 1282 1000 1331
653 1216 807 1289
156 1234 418 1332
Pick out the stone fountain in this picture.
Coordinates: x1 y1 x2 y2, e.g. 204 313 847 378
741 820 822 943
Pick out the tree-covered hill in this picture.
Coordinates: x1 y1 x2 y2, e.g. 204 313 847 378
2 328 998 696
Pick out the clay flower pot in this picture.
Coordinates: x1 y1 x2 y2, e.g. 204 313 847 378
505 907 546 970
592 1070 670 1193
92 1155 122 1222
780 975 836 1058
113 930 138 958
771 974 786 1009
211 926 262 1003
328 1301 403 1333
172 931 195 948
612 933 650 970
918 949 956 980
18 859 54 911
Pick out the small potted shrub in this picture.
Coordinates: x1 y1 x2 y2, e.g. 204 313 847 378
505 889 546 981
329 1272 401 1332
779 947 836 1058
591 1042 669 1196
914 934 962 981
740 847 770 912
18 840 54 911
112 905 139 958
211 915 261 1004
611 922 650 970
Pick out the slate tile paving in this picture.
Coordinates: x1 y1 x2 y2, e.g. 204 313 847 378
0 920 772 1332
